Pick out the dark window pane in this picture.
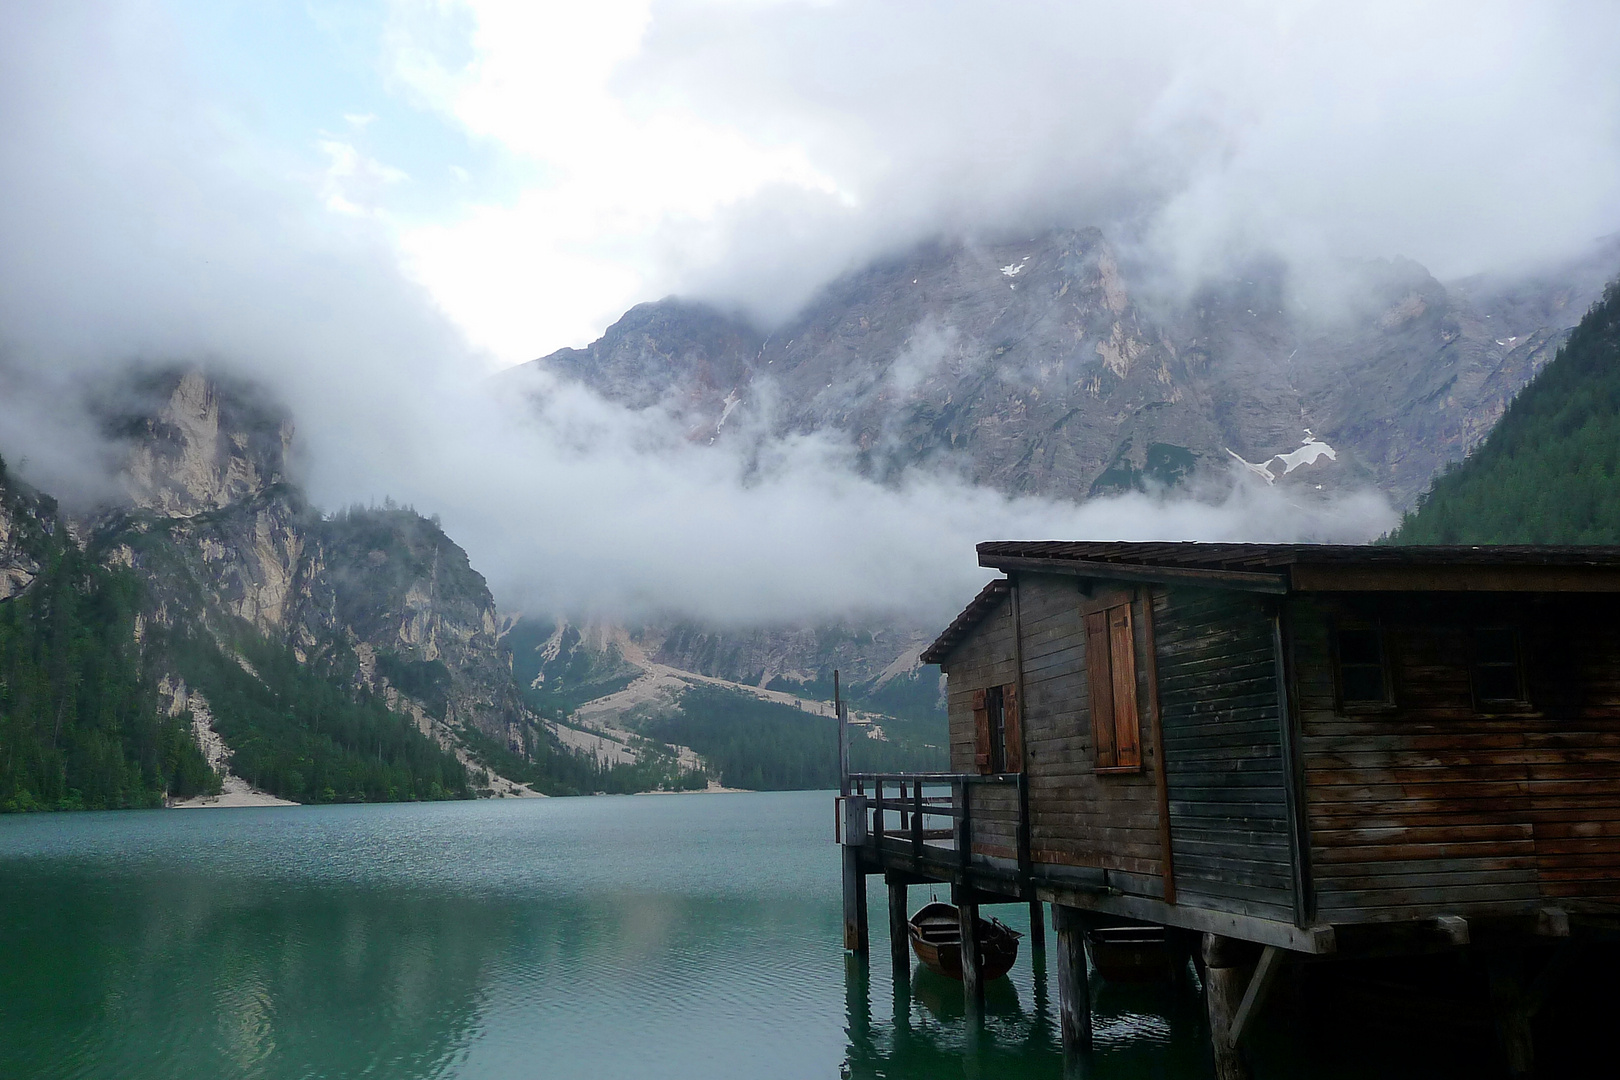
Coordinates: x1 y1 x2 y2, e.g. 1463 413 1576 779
1476 665 1522 703
1338 627 1383 667
1476 627 1518 666
1341 665 1387 704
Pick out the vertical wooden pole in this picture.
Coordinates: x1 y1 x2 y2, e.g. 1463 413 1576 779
1028 899 1046 951
1052 904 1091 1053
887 874 910 984
1202 933 1251 1080
835 669 849 797
842 795 869 954
1489 953 1535 1079
958 892 984 1019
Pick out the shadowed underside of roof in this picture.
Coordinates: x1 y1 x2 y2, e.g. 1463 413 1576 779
921 542 1620 665
919 579 1008 665
977 541 1620 570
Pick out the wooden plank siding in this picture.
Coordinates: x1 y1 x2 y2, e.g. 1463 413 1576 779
1291 594 1620 922
942 590 1021 860
1021 574 1164 890
1155 587 1297 923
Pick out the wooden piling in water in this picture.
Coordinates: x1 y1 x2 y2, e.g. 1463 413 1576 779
842 795 869 954
1488 952 1535 1079
1202 933 1251 1080
1028 899 1045 951
887 875 910 982
958 895 984 1019
1051 904 1091 1053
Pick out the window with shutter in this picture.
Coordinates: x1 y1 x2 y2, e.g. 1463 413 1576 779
1086 599 1144 773
970 684 1022 774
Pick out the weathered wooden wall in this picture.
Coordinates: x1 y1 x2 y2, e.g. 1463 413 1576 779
941 590 1020 859
1020 574 1165 894
1155 587 1296 922
1292 594 1620 921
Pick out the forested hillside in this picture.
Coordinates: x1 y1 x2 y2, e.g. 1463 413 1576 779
0 527 215 811
1392 281 1620 543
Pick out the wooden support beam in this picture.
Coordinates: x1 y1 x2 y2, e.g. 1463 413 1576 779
1051 904 1092 1053
1534 907 1570 938
842 796 870 954
887 875 910 983
1488 952 1534 1079
1524 941 1575 1018
1203 934 1252 1080
842 846 868 954
959 895 984 1021
1432 914 1470 946
1028 899 1046 952
1226 945 1283 1049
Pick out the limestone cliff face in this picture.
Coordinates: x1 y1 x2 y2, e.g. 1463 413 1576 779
0 458 54 601
114 370 296 517
525 228 1619 509
99 370 527 744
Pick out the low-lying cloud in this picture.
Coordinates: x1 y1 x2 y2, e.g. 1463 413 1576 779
0 0 1569 630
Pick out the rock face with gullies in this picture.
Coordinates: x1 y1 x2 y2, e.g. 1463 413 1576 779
0 456 56 601
524 227 1620 510
97 370 529 745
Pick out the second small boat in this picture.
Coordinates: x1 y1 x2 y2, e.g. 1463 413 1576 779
907 901 1022 982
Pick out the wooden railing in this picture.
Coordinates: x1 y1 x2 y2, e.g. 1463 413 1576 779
843 771 1032 888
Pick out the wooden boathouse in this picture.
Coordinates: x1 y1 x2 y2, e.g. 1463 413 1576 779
836 541 1620 1078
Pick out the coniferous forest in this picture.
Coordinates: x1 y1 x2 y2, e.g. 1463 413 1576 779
1392 281 1620 544
0 537 215 811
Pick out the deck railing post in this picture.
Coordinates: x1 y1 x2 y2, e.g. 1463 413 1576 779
873 778 885 847
911 782 924 858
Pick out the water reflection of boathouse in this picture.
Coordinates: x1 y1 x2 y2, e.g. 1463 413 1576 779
836 542 1620 1079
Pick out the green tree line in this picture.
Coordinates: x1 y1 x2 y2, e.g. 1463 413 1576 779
642 684 946 791
1393 280 1620 544
1 540 215 811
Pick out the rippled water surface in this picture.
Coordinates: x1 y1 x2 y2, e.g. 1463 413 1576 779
0 792 1594 1078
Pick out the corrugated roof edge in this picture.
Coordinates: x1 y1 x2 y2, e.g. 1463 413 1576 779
919 579 1010 665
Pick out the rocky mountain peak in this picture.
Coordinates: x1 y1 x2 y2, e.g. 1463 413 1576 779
107 369 295 517
522 226 1620 509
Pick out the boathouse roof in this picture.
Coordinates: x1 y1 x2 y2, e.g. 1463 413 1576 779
921 542 1620 664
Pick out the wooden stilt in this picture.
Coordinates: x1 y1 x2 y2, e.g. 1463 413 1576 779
841 846 868 953
841 795 869 954
1202 933 1251 1080
959 896 984 1019
1052 904 1092 1053
1488 952 1535 1079
1028 898 1046 952
887 875 910 982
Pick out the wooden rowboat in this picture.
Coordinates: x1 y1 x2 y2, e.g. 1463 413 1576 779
907 901 1021 982
1083 924 1176 983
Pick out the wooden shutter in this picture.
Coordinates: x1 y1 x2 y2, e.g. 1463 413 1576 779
1002 681 1023 772
1108 604 1142 770
971 688 991 772
1085 611 1117 769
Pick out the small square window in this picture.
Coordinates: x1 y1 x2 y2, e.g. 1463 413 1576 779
1336 625 1390 708
1473 627 1528 709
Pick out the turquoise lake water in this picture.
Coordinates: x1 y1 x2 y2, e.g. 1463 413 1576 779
0 791 1599 1078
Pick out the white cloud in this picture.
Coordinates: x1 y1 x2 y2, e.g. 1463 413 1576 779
384 0 849 359
373 0 1620 357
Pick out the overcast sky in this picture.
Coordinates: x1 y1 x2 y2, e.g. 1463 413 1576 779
1 0 1617 623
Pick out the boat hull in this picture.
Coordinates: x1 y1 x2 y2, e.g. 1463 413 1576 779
1084 925 1178 983
907 901 1021 982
